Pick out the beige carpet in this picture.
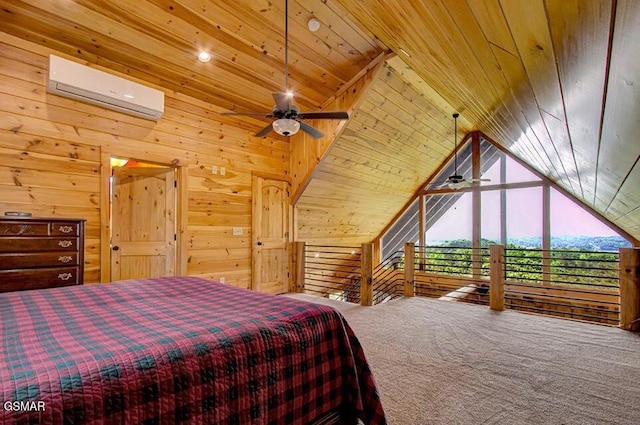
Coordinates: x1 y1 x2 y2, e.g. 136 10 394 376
287 294 640 425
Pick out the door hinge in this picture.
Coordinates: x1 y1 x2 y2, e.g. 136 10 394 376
174 234 177 241
174 180 177 188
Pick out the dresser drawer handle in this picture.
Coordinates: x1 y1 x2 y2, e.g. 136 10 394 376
58 240 73 248
58 225 74 234
58 273 73 281
58 255 73 263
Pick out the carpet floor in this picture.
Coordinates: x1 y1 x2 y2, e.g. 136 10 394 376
287 294 640 425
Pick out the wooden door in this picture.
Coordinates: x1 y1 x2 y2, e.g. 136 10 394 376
111 167 176 281
252 175 290 294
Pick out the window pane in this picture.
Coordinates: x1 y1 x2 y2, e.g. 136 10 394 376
481 190 503 244
506 187 542 247
480 137 540 185
425 192 472 245
506 155 540 183
550 187 631 250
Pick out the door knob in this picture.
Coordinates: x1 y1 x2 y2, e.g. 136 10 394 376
257 241 263 246
112 246 120 251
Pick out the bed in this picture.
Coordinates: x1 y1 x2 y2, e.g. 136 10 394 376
0 276 386 424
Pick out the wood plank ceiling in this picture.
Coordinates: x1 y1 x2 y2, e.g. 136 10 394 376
300 0 640 244
1 0 639 244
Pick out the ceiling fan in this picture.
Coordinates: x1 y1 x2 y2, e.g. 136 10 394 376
437 113 490 190
220 0 348 139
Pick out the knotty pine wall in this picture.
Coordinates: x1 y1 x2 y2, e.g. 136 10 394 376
0 32 289 288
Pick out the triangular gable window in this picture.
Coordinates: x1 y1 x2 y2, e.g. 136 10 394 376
381 134 630 259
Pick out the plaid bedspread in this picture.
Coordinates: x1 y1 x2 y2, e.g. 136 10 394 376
0 276 385 424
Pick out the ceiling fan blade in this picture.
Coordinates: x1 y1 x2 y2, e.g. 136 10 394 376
467 178 492 182
220 111 271 117
272 92 290 111
299 111 349 120
299 122 324 139
254 124 274 137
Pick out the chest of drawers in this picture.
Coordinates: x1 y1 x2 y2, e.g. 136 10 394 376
0 217 86 292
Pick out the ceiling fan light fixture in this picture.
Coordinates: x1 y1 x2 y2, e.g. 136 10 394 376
273 118 300 136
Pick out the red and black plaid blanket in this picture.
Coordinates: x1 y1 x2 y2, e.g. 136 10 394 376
0 276 386 424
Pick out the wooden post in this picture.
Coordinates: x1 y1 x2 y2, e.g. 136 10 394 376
489 244 505 311
542 184 551 286
361 243 374 306
619 247 640 331
418 194 425 271
404 242 415 297
294 242 306 293
472 132 481 279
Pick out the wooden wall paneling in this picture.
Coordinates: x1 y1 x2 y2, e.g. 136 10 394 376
499 0 581 194
219 0 363 81
290 0 384 60
445 1 558 176
0 33 290 286
3 0 640 245
327 137 423 183
606 163 640 227
347 104 449 160
315 155 420 192
0 20 274 118
546 0 613 206
378 64 456 136
291 53 386 202
457 3 562 166
478 48 557 178
597 0 640 216
6 0 319 107
83 0 336 102
1 0 385 117
463 1 561 178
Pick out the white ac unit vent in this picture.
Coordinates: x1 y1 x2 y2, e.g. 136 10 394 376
47 55 164 121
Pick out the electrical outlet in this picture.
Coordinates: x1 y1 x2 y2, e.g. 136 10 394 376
232 227 243 236
219 277 225 284
220 166 226 176
211 165 218 174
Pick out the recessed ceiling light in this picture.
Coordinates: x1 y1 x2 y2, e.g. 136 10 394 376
308 18 320 32
399 48 411 57
197 51 211 63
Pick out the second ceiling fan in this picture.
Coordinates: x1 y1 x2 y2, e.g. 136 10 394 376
437 113 490 190
221 0 348 139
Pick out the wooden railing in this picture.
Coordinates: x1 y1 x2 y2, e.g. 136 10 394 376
293 242 402 306
294 241 640 331
294 243 362 303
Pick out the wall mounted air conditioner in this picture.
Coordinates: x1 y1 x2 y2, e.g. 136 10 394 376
47 54 164 121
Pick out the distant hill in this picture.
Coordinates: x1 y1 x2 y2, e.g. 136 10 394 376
429 236 631 251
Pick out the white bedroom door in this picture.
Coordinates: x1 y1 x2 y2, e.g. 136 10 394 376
111 167 176 281
252 175 290 294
